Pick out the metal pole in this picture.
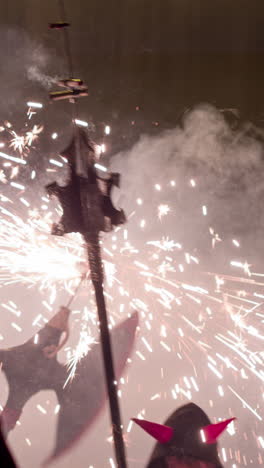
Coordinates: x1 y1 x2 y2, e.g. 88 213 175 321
86 235 127 468
54 2 128 464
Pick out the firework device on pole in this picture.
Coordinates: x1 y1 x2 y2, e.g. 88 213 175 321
46 2 129 467
45 128 128 466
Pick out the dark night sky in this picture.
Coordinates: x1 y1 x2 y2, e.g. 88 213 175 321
2 0 264 128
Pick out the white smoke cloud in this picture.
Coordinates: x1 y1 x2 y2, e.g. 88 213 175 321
27 65 57 89
0 27 61 115
111 104 264 246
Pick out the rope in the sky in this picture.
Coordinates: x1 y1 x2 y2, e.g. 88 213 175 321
55 0 82 204
57 0 74 77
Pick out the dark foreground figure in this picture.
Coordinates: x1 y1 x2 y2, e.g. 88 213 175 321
0 308 138 464
133 402 235 468
0 425 16 468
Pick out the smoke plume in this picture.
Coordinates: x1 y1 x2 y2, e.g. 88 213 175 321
111 104 264 252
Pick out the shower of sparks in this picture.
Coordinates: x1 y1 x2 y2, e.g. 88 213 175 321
94 163 108 173
158 204 170 220
9 124 43 155
0 104 264 467
202 205 207 216
65 329 96 387
0 151 26 165
9 134 26 154
27 102 43 109
25 125 44 146
0 205 86 289
74 119 88 127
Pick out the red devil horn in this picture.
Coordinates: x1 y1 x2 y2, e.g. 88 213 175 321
132 418 173 444
202 417 236 444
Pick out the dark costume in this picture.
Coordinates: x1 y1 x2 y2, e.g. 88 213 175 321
0 425 16 468
133 403 235 468
0 308 138 464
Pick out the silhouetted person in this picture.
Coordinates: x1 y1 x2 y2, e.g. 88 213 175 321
133 402 235 468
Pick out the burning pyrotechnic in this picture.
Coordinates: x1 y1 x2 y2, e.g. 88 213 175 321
0 104 264 467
